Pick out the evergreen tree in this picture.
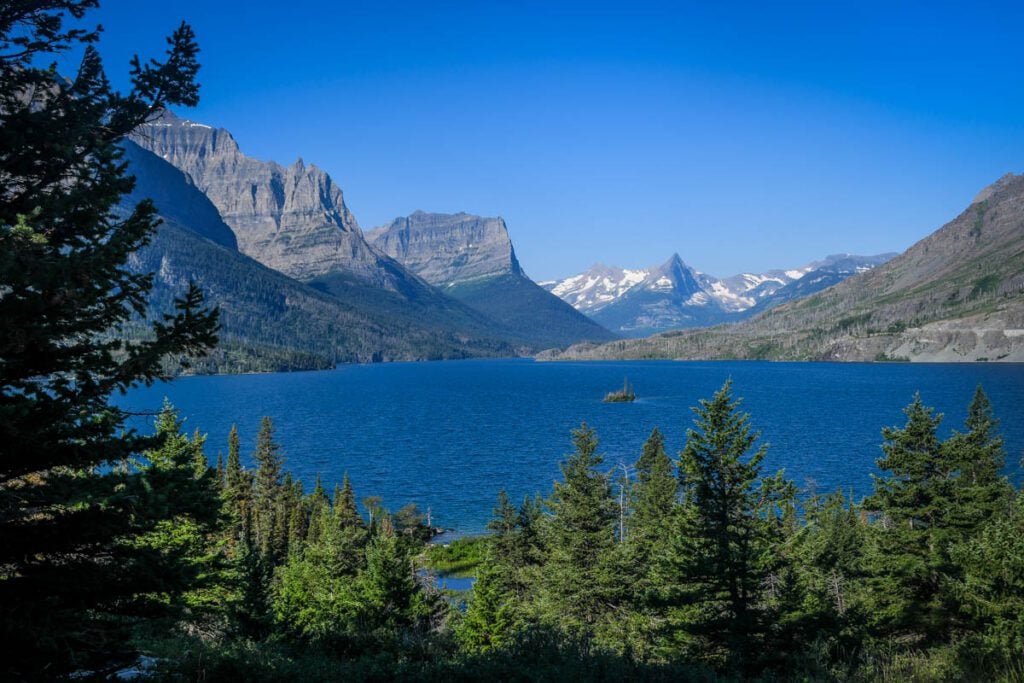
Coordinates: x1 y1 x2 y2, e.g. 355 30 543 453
951 492 1024 656
216 452 226 490
133 403 222 614
622 428 679 658
865 394 959 642
944 385 1013 533
488 490 519 545
540 423 620 645
788 490 870 662
222 424 252 540
628 427 678 576
663 380 784 672
0 4 216 675
233 526 273 639
334 472 364 529
226 424 243 496
359 517 418 630
191 427 209 478
273 519 361 647
330 479 369 577
457 563 516 654
252 416 284 557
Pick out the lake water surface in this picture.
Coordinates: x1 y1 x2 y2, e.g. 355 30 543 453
119 360 1024 534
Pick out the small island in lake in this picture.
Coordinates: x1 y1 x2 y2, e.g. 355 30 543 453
603 377 636 403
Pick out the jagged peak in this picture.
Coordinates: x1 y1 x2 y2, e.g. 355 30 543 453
662 252 687 269
971 172 1021 205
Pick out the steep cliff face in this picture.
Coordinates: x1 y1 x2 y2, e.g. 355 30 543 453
131 111 401 286
118 143 520 371
366 211 522 286
368 211 617 347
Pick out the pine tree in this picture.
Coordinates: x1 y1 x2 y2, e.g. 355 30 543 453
951 492 1024 656
457 563 516 654
234 525 273 639
252 416 284 557
621 428 679 657
191 427 209 478
223 424 249 535
864 394 958 642
334 472 364 529
329 475 368 576
788 490 870 659
664 380 783 672
541 423 620 645
216 452 226 490
226 424 243 495
0 4 216 675
133 403 221 614
945 385 1013 533
359 517 418 630
628 427 678 573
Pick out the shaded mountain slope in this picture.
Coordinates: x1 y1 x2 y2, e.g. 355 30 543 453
368 211 616 347
120 143 521 372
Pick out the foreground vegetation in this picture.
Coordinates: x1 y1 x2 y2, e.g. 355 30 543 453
20 383 1020 681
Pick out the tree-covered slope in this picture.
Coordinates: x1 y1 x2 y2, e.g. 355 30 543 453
121 144 520 372
130 224 517 372
445 272 617 349
545 174 1024 362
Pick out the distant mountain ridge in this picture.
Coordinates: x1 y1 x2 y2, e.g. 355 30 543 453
543 173 1024 362
542 252 895 336
368 211 616 348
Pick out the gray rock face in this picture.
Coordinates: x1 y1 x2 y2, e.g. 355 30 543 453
120 139 238 250
131 111 396 285
366 211 616 346
366 211 522 287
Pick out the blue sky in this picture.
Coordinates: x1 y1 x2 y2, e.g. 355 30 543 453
83 1 1024 280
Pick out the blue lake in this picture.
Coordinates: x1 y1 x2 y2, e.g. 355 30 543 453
118 359 1024 535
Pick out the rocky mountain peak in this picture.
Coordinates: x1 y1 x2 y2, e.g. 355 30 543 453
971 172 1021 205
366 212 523 287
130 110 402 285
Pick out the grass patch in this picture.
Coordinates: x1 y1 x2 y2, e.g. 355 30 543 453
423 536 487 577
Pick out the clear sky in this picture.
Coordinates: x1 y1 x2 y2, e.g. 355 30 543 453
81 1 1024 281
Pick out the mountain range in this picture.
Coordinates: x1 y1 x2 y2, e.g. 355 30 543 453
123 112 613 371
543 173 1024 362
121 110 1020 370
541 252 895 336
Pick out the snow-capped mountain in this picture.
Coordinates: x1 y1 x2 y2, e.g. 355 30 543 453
541 253 896 336
540 264 650 312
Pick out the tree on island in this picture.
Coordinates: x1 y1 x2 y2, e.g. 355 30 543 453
0 2 217 676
